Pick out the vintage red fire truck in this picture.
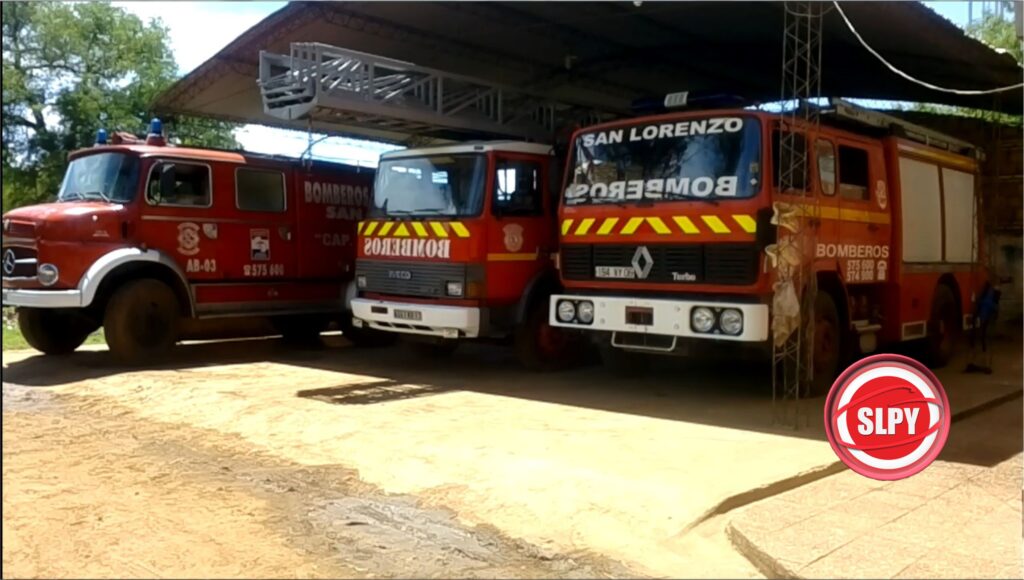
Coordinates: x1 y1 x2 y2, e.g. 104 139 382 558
1 119 375 361
549 99 986 393
349 141 574 369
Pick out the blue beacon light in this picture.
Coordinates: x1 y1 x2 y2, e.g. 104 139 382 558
96 128 108 145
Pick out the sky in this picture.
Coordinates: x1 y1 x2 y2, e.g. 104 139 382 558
113 1 992 165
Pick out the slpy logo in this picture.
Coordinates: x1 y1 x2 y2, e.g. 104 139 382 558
824 354 950 481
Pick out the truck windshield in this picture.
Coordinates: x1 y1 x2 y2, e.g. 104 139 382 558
372 154 486 217
564 115 761 206
58 152 140 203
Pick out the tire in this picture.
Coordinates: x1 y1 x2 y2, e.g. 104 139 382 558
17 308 95 355
926 284 960 368
103 278 180 363
514 299 575 372
807 291 842 398
598 341 646 376
272 315 327 346
408 339 459 358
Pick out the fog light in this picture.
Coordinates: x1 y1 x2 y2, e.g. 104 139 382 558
556 300 576 323
37 263 59 286
446 281 464 297
719 308 743 335
576 301 595 324
691 306 715 333
356 275 367 289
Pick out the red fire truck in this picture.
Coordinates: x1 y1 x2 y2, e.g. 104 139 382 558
350 141 574 369
549 99 986 393
1 120 375 361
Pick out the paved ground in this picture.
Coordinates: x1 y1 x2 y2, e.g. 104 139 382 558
2 331 1021 578
728 346 1023 579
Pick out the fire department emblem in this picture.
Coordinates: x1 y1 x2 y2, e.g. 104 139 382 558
503 223 524 252
876 180 888 210
177 222 201 256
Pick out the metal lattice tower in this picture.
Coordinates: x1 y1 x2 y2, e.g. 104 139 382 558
772 1 825 428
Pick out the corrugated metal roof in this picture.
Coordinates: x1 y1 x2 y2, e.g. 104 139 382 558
154 1 1023 144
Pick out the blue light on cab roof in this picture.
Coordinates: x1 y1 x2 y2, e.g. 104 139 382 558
149 118 163 136
96 128 108 145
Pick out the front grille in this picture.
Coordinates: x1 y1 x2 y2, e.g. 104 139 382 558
560 243 759 286
1 246 38 278
5 221 35 239
356 260 467 298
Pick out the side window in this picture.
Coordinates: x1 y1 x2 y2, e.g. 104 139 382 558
147 161 211 207
838 145 870 201
816 140 836 196
494 159 543 216
772 129 809 192
236 168 286 212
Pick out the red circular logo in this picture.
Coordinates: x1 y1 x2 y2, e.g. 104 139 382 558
824 354 950 480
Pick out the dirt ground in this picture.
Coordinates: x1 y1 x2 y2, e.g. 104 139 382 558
3 330 1021 579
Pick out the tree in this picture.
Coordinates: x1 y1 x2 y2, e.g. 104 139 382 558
2 2 239 211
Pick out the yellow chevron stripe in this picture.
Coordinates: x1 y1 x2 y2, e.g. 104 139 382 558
673 216 700 234
411 222 429 237
393 223 410 237
732 214 757 233
357 221 365 234
575 218 596 235
430 222 449 237
561 219 574 236
596 217 620 235
449 222 470 238
701 215 731 234
362 221 379 236
621 217 645 235
646 217 671 235
377 222 394 236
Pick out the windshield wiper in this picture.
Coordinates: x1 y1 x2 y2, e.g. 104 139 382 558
81 190 112 203
60 191 86 202
387 208 451 217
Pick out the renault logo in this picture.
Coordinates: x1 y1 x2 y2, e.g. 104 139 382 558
631 246 654 280
2 249 16 276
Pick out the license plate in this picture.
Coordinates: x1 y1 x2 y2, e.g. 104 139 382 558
393 309 422 321
595 266 636 279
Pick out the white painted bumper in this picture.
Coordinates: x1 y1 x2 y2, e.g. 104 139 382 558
2 287 83 309
549 294 769 342
351 298 481 339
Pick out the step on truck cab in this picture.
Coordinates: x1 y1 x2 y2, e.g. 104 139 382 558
1 119 374 361
350 141 574 369
549 99 987 392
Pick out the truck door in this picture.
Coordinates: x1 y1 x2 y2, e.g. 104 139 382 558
836 142 891 286
486 153 552 304
139 159 222 280
222 166 297 283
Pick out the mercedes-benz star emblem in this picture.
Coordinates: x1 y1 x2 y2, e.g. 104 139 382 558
2 249 16 276
631 246 654 280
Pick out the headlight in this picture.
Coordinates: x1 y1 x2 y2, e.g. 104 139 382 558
719 308 743 335
556 300 576 323
446 281 464 297
37 263 59 286
576 301 595 324
356 275 367 289
691 306 715 333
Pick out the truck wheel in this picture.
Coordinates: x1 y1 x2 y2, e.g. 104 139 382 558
17 308 95 355
515 300 574 372
598 341 646 376
926 284 960 368
103 278 179 363
408 339 459 358
808 291 842 398
272 315 327 346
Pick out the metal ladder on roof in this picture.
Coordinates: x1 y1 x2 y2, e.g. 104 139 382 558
257 42 613 142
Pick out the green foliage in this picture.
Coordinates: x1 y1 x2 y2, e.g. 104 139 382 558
2 2 238 212
910 11 1023 124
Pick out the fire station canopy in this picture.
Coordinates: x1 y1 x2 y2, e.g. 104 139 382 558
154 1 1023 144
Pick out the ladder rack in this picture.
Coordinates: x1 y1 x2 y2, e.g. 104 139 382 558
258 43 613 142
827 98 983 159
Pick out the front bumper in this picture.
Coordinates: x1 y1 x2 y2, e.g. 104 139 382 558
351 298 481 339
2 287 83 308
549 294 769 342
